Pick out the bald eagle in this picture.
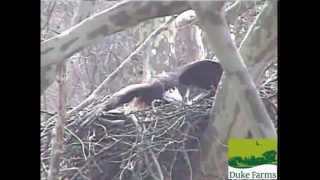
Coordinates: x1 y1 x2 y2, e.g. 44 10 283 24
105 60 223 111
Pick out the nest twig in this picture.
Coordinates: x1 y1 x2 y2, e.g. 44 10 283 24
41 62 277 180
41 93 214 180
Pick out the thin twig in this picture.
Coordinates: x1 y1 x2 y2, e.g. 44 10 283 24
41 1 57 31
48 62 67 180
65 127 87 160
46 16 177 127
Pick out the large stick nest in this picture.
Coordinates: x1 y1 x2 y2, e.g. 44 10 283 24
41 66 277 180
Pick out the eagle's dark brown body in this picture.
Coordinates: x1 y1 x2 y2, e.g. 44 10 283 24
107 60 223 110
178 60 223 90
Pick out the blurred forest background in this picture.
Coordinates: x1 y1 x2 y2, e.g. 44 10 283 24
41 0 276 116
41 0 277 180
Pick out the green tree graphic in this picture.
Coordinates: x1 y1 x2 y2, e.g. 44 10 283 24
228 156 242 167
228 139 277 168
229 151 277 168
262 150 277 163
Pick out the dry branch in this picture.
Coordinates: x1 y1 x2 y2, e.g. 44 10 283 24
41 0 190 93
47 63 67 180
44 16 177 134
41 77 277 180
41 0 257 93
188 3 276 178
213 0 278 143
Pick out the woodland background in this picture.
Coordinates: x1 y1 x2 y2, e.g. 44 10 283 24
41 0 277 180
41 0 275 115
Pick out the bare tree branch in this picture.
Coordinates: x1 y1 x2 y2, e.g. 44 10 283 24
47 62 67 180
225 0 257 24
188 1 277 179
72 0 96 25
47 16 176 128
41 0 257 94
47 3 96 179
213 0 278 144
42 1 57 31
41 0 190 93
